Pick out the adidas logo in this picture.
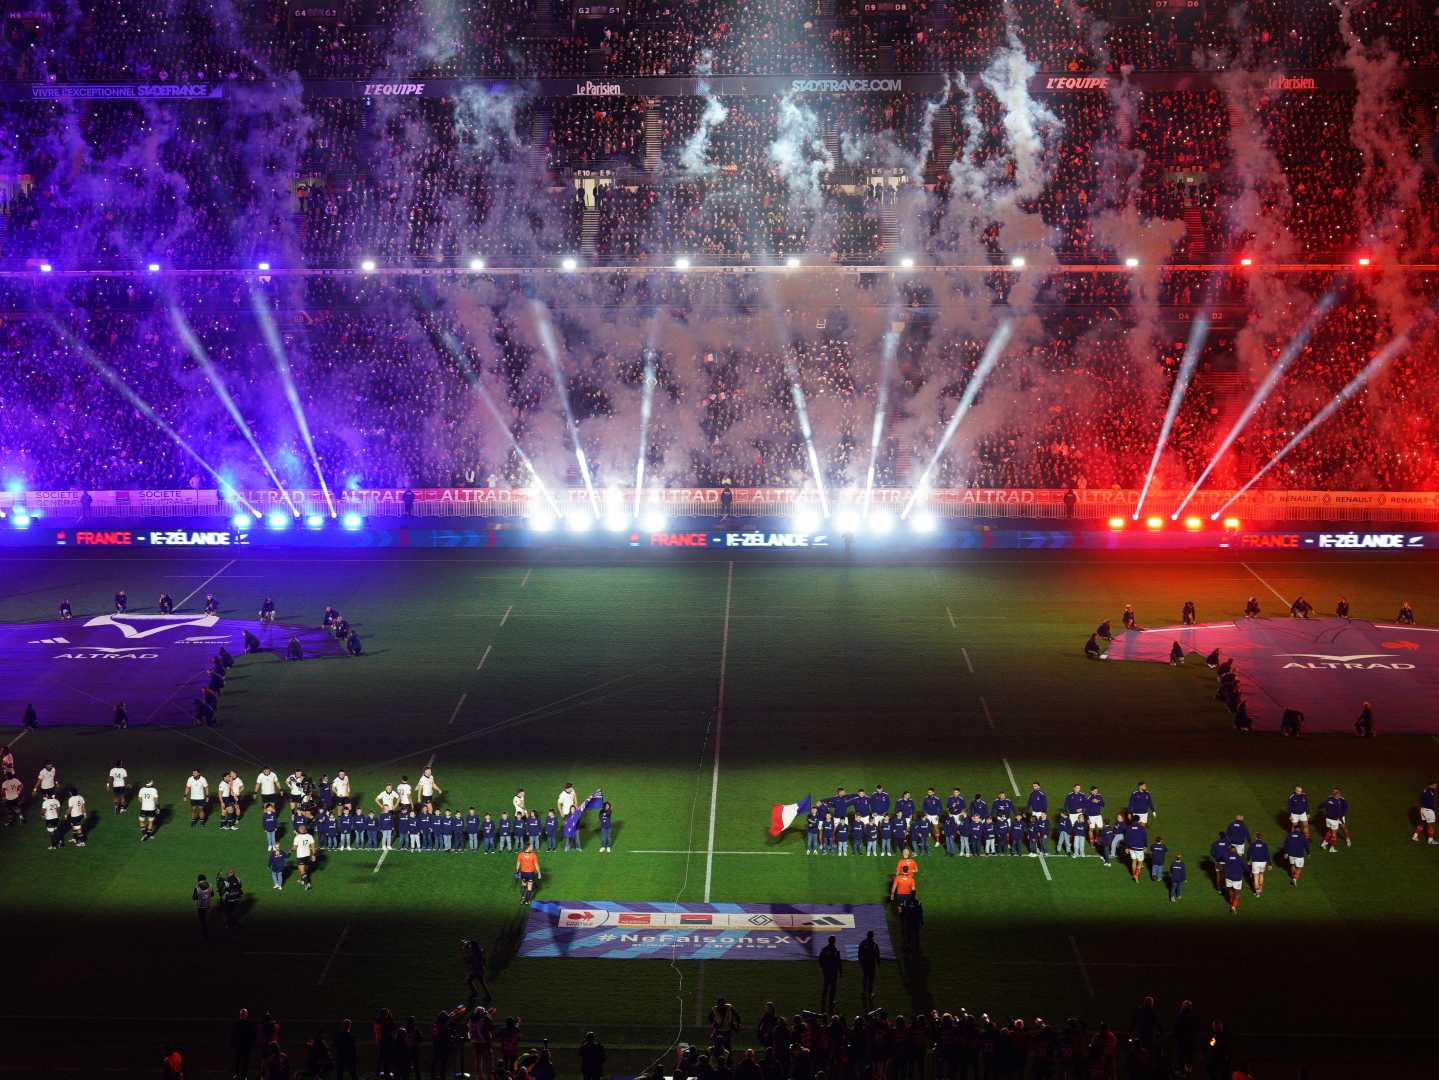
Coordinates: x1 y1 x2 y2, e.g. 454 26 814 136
29 637 70 645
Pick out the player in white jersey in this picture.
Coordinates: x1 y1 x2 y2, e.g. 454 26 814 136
184 770 210 826
41 792 62 847
254 767 282 806
557 784 577 818
417 767 443 811
66 789 88 845
108 760 129 813
331 772 352 801
292 825 316 890
136 780 160 841
1 772 24 825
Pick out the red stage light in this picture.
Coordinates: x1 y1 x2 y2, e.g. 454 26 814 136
1184 516 1202 530
1239 257 1253 267
1357 256 1371 267
1145 515 1164 530
1107 516 1126 530
1222 516 1241 530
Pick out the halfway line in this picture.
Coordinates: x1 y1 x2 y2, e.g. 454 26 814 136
316 926 349 985
520 569 532 588
632 849 792 856
703 561 734 904
476 645 492 671
1003 756 1050 881
1241 562 1291 608
177 559 237 610
500 605 513 628
945 605 957 629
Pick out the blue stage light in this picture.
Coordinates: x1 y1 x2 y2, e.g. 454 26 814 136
39 263 53 273
12 509 31 529
529 510 556 533
305 513 325 529
231 513 253 530
147 262 161 273
266 511 290 530
909 509 938 534
257 261 271 272
340 512 363 530
868 509 895 535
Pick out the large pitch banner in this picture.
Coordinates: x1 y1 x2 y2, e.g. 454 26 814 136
520 901 893 961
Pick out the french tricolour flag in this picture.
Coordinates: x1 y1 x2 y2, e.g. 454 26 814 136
769 794 812 837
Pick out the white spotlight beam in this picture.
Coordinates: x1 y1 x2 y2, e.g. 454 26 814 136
438 331 561 517
1212 305 1437 520
50 319 261 517
862 320 901 516
633 339 658 520
250 292 337 517
901 319 1013 518
1132 308 1211 520
532 302 600 516
171 307 299 516
1170 287 1341 520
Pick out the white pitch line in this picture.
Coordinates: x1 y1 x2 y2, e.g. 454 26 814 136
520 568 532 588
316 925 349 985
476 645 492 672
980 696 994 730
447 692 468 726
961 647 974 674
1069 935 1096 999
703 561 734 904
176 559 236 609
1003 756 1050 882
945 605 957 629
499 605 512 628
372 848 389 874
1241 562 1290 608
632 849 792 856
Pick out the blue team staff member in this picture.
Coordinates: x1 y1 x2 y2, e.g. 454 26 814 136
1287 785 1311 840
1127 782 1156 824
1248 832 1270 896
1124 818 1147 882
1283 827 1309 885
1168 854 1187 901
1225 814 1250 856
1148 835 1168 881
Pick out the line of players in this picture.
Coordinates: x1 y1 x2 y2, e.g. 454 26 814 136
804 781 1439 908
1087 597 1417 637
0 755 616 872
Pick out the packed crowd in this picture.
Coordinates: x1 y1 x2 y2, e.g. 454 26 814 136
14 0 1439 82
5 5 1439 497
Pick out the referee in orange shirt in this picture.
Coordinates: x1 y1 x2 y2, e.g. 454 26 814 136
515 843 541 904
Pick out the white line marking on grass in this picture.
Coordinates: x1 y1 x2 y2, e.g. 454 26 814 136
980 696 994 730
1003 757 1050 881
632 849 793 856
1241 562 1290 608
703 561 734 904
476 645 492 671
521 569 532 588
1374 624 1439 632
372 849 389 874
176 559 236 609
316 926 350 985
447 693 468 726
945 605 957 629
9 729 28 748
961 647 974 674
1068 935 1096 999
500 605 513 628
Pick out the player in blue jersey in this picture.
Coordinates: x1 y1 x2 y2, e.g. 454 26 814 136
1123 819 1147 882
1224 815 1250 856
1286 786 1310 840
1084 787 1105 844
1222 848 1247 911
947 788 966 819
1248 832 1270 896
1282 827 1309 885
1209 833 1230 891
1126 782 1155 824
1412 781 1438 844
1321 788 1351 850
897 790 915 821
870 785 891 818
1027 783 1048 819
993 791 1014 819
